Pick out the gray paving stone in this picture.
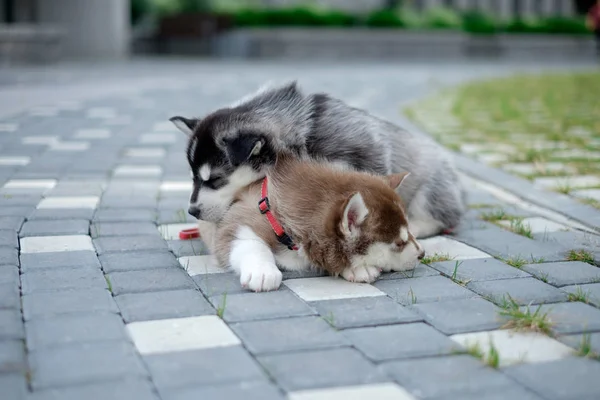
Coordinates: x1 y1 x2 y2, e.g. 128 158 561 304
21 266 107 294
521 261 600 287
524 302 600 335
0 282 19 308
162 381 284 400
26 313 128 350
342 322 459 362
503 357 600 400
93 235 168 254
23 289 118 320
167 239 209 257
27 208 96 221
0 340 26 373
0 230 18 248
0 216 25 231
193 272 248 297
0 195 42 206
19 219 90 237
535 231 600 266
231 316 347 355
30 341 148 390
431 258 531 282
157 209 196 224
28 378 159 400
90 222 160 238
558 332 600 354
0 309 24 339
0 206 32 217
0 373 27 400
93 208 156 222
381 355 515 399
115 289 215 323
0 246 19 266
467 277 569 306
409 298 503 334
0 265 19 286
107 268 196 295
20 250 100 272
257 347 388 392
282 269 327 279
99 250 180 273
430 386 544 400
145 346 265 390
374 276 478 306
562 283 600 307
209 290 315 323
378 263 440 280
310 296 423 329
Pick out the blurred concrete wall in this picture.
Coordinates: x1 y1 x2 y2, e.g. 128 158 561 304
37 0 130 59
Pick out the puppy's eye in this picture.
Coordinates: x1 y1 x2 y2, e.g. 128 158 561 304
394 240 407 251
203 177 225 190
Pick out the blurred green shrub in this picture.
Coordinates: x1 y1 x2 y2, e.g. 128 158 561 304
462 10 497 34
364 10 405 28
233 7 356 27
423 6 462 29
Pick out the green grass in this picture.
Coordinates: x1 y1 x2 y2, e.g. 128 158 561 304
577 334 600 360
468 203 495 209
508 219 533 239
421 252 453 264
216 293 227 319
499 254 545 269
567 286 591 304
408 287 417 304
480 209 511 222
104 275 113 294
498 295 553 335
581 197 600 210
567 249 595 265
461 340 500 368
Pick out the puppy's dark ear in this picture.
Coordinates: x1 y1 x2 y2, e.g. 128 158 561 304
169 116 199 137
224 134 265 167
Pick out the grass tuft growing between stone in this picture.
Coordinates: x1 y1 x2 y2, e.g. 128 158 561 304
508 219 533 239
216 293 227 319
461 339 500 369
577 333 600 360
566 249 595 265
498 295 553 336
567 286 591 304
104 275 113 294
421 252 453 264
499 254 545 269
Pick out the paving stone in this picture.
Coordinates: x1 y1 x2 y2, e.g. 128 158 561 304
342 322 458 362
163 381 285 400
93 235 168 254
450 330 574 367
430 386 544 400
157 209 197 224
0 216 24 231
558 332 600 354
145 346 265 389
0 230 18 248
503 358 600 400
209 290 316 323
310 296 422 329
524 302 600 335
0 340 26 373
420 236 492 260
140 133 177 144
374 276 478 306
467 277 569 305
179 255 223 275
284 277 385 302
37 196 99 209
506 217 571 234
27 208 96 221
193 272 248 297
378 264 440 280
21 266 106 294
114 165 162 177
125 148 166 158
20 250 100 272
0 265 19 286
289 383 415 400
521 261 600 287
562 283 600 307
231 316 347 355
93 208 156 222
409 298 503 335
23 288 118 320
0 374 27 400
534 175 600 190
430 258 531 282
158 223 198 241
167 239 209 257
26 313 128 350
3 179 56 190
0 206 32 217
536 231 600 266
19 219 90 237
0 309 24 339
258 347 388 392
107 268 196 295
0 282 20 309
29 341 148 390
0 246 19 266
90 222 160 238
571 188 600 201
21 235 94 253
380 355 514 399
115 289 215 323
100 251 179 273
28 378 160 400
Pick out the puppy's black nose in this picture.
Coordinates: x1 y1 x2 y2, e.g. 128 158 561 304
418 250 425 260
188 206 201 219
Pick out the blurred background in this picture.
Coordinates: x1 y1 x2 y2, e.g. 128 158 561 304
0 0 597 64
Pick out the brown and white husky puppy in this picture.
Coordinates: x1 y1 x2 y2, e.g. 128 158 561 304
200 151 425 292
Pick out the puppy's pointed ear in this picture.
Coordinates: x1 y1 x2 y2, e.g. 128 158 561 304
385 172 410 192
224 135 266 167
169 116 199 137
340 192 369 238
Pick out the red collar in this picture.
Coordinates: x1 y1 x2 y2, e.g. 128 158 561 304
258 177 298 251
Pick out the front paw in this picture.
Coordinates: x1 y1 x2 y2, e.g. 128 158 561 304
240 263 283 292
341 265 381 283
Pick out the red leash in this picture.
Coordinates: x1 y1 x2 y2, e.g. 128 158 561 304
258 177 298 251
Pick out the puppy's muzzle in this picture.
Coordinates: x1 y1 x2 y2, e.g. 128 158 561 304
188 206 201 219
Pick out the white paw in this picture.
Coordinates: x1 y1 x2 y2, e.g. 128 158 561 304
341 265 381 283
240 263 283 292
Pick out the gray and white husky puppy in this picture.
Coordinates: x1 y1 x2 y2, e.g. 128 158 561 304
170 81 465 238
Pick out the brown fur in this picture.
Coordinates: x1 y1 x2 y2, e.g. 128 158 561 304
213 153 412 276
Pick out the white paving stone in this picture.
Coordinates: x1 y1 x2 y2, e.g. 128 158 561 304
124 148 166 158
552 149 600 160
74 129 111 139
498 217 571 233
152 121 177 132
477 153 508 164
503 162 574 175
3 179 56 190
86 107 117 119
158 223 198 241
22 136 59 145
534 175 600 191
0 123 18 132
127 315 240 355
104 115 133 126
20 235 94 253
420 236 491 260
0 156 30 166
49 141 90 152
139 133 177 144
37 196 99 209
451 330 574 367
56 100 82 111
179 255 223 276
113 165 162 177
29 106 59 117
571 188 600 201
160 181 192 192
284 277 385 302
289 383 415 400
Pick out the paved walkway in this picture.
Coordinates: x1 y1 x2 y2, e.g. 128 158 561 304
1 59 600 400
